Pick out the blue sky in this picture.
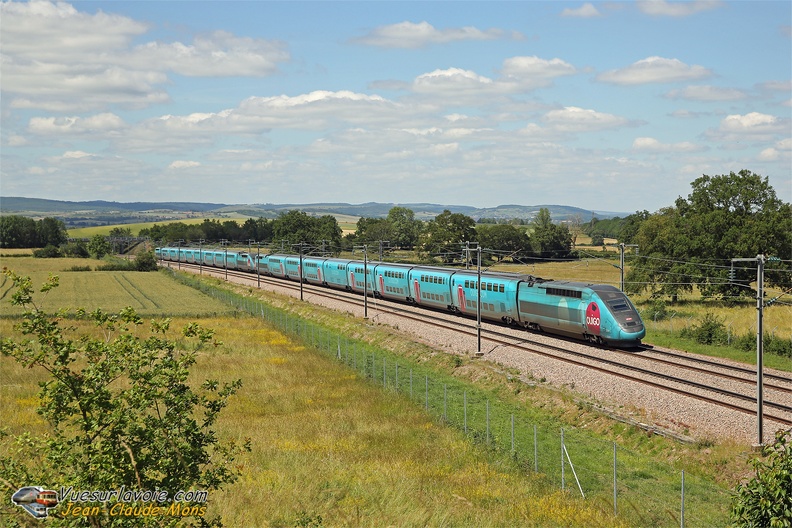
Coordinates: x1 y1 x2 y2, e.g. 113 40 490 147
1 0 790 214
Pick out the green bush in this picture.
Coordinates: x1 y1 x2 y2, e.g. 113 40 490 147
731 430 792 527
32 244 62 258
680 312 727 345
134 250 158 271
734 332 792 359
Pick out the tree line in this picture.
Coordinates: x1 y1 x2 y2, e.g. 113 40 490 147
0 215 68 248
139 206 573 263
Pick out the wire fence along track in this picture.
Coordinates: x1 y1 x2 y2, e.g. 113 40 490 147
169 269 734 528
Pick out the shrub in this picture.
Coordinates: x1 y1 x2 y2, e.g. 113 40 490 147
680 312 728 345
731 429 792 526
32 244 61 258
135 250 158 271
61 241 89 258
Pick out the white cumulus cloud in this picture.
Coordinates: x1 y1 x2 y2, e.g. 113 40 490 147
632 137 700 152
597 56 712 85
168 160 201 169
561 3 602 17
543 106 629 132
637 0 723 17
352 21 508 49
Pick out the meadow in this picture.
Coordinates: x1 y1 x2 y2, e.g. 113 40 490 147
0 256 234 318
1 271 631 527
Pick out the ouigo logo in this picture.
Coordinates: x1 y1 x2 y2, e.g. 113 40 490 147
11 486 59 519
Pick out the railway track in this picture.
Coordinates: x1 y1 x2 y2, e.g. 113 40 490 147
164 261 792 429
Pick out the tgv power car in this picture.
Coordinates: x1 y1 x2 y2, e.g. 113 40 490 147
156 247 646 346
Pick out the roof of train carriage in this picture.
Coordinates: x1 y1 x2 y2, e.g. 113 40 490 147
451 268 551 283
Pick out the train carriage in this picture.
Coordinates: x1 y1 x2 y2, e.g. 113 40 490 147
184 249 197 264
407 266 455 310
586 285 645 344
282 256 301 281
450 271 522 323
348 260 377 295
372 262 413 302
320 258 353 290
266 255 287 278
301 257 328 285
236 253 256 273
203 250 216 267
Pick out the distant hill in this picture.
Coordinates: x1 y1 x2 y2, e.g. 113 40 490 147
0 197 627 224
0 197 224 214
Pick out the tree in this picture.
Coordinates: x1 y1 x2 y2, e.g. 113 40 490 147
241 217 272 243
627 171 791 299
422 210 477 262
567 214 584 248
476 224 530 261
619 210 650 245
134 250 159 271
0 216 41 248
354 217 392 245
530 208 572 259
88 234 112 259
731 430 792 527
271 210 315 245
109 226 133 238
386 207 422 249
37 217 68 247
0 271 248 527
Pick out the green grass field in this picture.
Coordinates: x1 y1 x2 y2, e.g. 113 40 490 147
0 257 233 317
67 216 252 238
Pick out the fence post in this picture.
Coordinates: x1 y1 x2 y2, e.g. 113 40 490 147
561 429 565 491
410 369 413 399
486 400 490 446
681 470 685 528
511 414 515 454
613 442 618 516
425 375 428 411
443 385 447 421
464 391 468 433
534 425 538 473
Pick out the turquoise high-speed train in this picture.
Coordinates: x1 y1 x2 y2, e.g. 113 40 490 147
156 247 646 347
